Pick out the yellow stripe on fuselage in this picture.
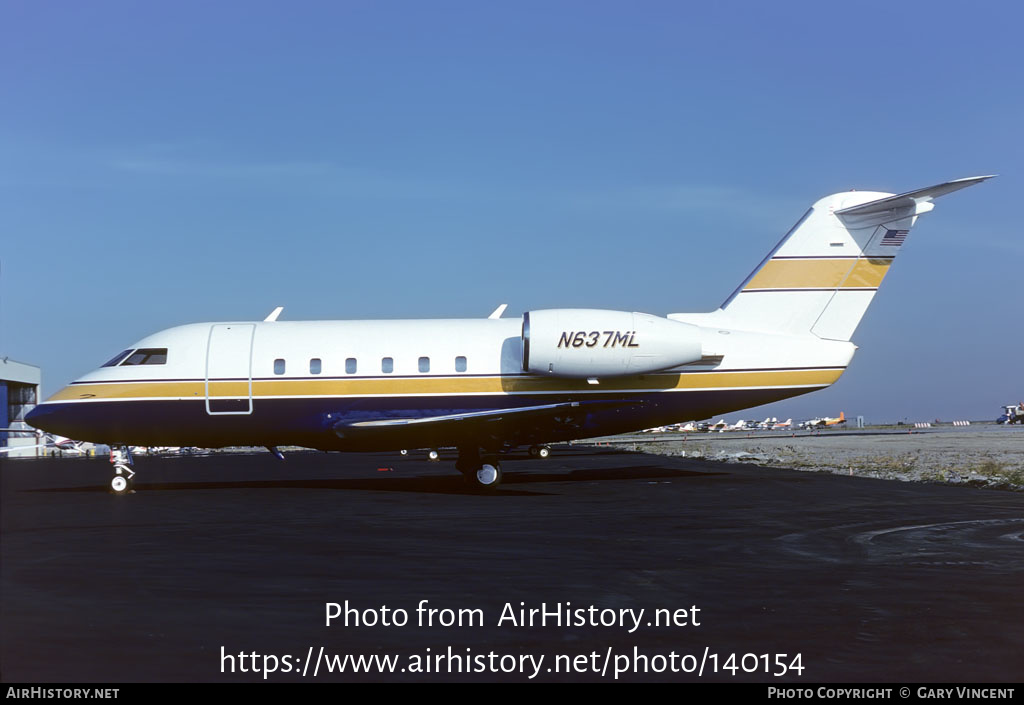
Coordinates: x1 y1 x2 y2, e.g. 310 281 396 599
48 368 845 402
51 381 206 400
745 258 891 290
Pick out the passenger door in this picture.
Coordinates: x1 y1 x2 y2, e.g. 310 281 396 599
205 324 255 415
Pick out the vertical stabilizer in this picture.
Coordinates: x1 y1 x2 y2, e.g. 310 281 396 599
712 176 993 341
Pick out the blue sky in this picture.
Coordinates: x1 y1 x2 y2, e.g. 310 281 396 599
2 1 1020 423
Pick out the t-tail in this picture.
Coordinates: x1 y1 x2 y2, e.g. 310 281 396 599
706 176 994 341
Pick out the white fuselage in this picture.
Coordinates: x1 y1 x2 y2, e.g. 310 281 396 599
29 315 855 451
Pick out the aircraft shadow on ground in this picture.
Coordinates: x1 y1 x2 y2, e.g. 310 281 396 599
29 466 720 497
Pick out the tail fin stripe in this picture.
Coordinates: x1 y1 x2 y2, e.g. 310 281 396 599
770 255 894 260
743 287 879 293
743 258 891 291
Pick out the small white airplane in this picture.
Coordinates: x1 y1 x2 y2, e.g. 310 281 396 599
803 411 847 428
823 411 847 427
131 446 183 456
26 176 992 492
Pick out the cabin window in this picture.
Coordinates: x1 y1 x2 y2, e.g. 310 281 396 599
455 356 467 373
102 350 133 367
381 357 394 374
418 356 430 373
274 358 286 375
345 358 357 374
120 348 168 366
309 358 322 375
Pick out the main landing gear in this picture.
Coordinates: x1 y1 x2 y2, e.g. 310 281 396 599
456 448 503 490
528 445 552 459
109 446 135 494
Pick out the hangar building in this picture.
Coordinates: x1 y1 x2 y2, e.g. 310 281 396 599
1 358 41 458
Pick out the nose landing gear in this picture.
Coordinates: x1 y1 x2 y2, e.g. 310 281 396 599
109 447 135 494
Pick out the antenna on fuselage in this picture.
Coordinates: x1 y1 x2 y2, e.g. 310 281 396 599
488 304 508 319
264 306 284 322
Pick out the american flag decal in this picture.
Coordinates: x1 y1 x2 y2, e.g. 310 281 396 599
880 229 908 247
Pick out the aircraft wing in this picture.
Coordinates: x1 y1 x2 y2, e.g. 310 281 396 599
0 443 48 454
332 398 645 448
340 399 640 429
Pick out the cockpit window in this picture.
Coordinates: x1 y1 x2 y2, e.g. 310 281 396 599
102 350 134 367
120 348 168 366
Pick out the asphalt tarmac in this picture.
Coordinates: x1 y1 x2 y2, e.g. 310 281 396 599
2 447 1022 682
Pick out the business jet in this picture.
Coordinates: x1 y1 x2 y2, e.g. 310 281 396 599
26 176 992 492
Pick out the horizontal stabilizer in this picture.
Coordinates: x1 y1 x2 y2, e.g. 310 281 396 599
835 175 995 216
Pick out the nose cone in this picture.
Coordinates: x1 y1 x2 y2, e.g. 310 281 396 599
25 396 97 441
25 402 61 434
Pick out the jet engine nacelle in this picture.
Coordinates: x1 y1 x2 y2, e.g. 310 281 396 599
522 309 703 378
